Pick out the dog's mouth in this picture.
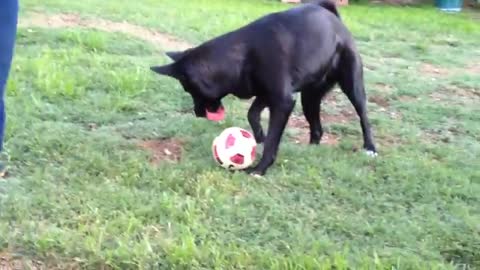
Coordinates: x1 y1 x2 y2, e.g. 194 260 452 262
205 105 225 122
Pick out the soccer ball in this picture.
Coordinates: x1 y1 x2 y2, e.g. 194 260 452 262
212 127 257 170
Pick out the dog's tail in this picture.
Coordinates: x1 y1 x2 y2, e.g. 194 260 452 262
306 0 341 19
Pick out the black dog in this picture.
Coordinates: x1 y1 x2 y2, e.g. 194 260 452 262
151 0 377 176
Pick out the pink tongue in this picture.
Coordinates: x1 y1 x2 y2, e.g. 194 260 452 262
206 106 225 122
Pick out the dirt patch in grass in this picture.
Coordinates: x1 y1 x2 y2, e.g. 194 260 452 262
0 252 44 270
419 63 452 77
429 85 480 104
288 115 340 145
323 92 359 121
373 83 395 93
396 95 418 102
291 129 340 145
0 251 101 270
138 138 183 165
288 110 356 128
376 133 406 147
288 115 308 129
319 133 339 145
324 110 357 123
19 12 192 50
466 62 480 75
369 95 390 108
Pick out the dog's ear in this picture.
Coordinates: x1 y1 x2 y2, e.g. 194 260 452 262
166 51 184 61
166 48 193 61
150 64 179 79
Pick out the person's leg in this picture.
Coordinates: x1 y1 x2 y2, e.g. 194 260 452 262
0 0 19 176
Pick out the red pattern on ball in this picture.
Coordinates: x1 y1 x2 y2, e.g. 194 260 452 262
230 154 245 165
240 130 252 139
225 133 236 149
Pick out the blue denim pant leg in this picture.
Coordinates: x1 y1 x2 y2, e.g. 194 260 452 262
0 0 19 152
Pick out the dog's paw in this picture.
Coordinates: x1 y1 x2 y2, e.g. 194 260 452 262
244 166 266 178
250 172 264 179
309 139 320 145
365 150 378 158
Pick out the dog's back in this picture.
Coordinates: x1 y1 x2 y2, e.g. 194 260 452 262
232 1 353 90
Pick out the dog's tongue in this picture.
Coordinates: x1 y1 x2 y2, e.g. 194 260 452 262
206 106 225 122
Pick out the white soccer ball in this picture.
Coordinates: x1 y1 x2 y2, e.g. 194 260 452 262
212 127 257 170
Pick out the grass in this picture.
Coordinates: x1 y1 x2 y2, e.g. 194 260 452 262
1 0 479 269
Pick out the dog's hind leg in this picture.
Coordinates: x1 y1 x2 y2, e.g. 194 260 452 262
338 49 377 155
248 97 267 143
301 81 335 144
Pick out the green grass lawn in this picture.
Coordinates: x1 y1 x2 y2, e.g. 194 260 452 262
1 0 479 269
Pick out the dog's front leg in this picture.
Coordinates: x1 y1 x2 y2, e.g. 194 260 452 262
248 98 267 143
247 99 295 176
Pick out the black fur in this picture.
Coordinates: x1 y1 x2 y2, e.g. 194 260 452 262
151 0 377 175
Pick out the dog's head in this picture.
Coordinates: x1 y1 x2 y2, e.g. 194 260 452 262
150 50 228 121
